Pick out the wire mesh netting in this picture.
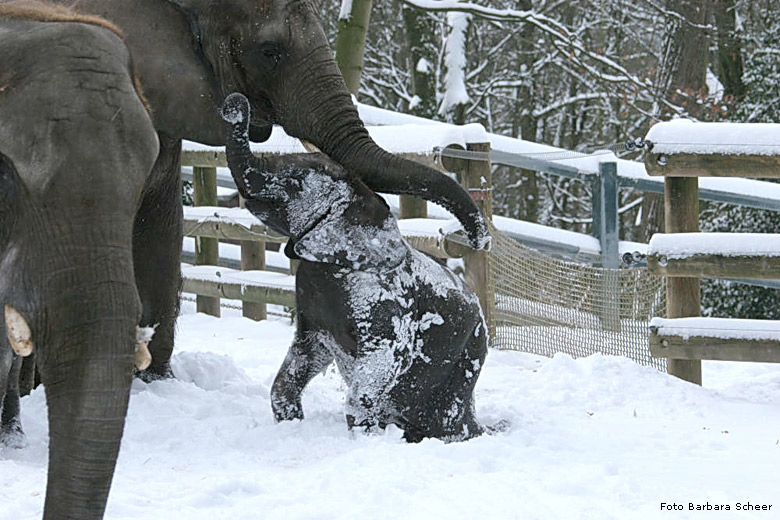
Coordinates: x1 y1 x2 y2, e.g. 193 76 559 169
488 226 667 371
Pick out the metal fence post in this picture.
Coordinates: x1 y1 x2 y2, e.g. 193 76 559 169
593 161 619 268
193 166 221 317
593 161 620 331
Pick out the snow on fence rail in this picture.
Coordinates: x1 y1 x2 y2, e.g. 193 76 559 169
647 233 780 280
645 120 780 178
643 120 780 385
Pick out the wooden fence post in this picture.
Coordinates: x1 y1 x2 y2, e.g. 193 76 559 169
460 142 495 340
400 195 427 219
193 166 221 317
240 196 267 321
665 176 702 385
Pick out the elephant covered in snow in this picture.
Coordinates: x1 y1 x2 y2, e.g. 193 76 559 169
222 93 488 442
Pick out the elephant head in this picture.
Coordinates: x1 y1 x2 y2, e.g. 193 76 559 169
67 0 491 249
222 93 408 271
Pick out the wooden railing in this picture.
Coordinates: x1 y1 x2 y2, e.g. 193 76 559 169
644 121 780 384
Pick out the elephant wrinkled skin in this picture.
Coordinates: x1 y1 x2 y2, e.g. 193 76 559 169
1 0 489 517
223 93 488 442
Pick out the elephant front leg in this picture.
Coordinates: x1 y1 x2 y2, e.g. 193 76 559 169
271 332 335 421
133 136 183 380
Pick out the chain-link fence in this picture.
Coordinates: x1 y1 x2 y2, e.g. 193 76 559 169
489 227 667 371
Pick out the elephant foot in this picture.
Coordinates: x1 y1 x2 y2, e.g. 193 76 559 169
0 420 26 449
346 414 386 436
271 394 303 422
486 419 511 435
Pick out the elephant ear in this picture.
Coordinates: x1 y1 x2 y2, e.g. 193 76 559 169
293 195 407 272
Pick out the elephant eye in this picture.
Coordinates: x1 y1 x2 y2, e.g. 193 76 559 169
247 42 287 73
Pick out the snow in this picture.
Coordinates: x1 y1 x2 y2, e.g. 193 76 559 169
180 265 295 291
3 303 780 518
439 12 471 115
646 119 780 155
338 0 353 21
649 233 780 258
651 317 780 341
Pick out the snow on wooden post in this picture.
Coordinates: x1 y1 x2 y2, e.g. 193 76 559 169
239 196 267 321
193 166 221 317
460 142 495 340
664 176 701 385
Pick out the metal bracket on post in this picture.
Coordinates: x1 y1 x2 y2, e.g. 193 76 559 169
593 161 619 269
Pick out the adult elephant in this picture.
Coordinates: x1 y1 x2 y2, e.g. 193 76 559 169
51 0 491 378
1 0 489 518
0 4 159 520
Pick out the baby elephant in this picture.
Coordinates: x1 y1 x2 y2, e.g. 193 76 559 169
222 93 488 442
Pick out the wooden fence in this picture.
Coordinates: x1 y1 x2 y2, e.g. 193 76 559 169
181 144 494 326
644 124 780 385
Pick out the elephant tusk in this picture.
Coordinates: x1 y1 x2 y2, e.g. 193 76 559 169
300 140 321 153
4 305 33 357
134 325 156 371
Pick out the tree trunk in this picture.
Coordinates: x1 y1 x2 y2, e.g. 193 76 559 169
335 0 374 96
513 0 539 223
403 6 437 118
714 0 745 100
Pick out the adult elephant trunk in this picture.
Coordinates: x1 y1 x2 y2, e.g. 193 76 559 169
43 310 135 519
271 46 491 250
14 232 140 519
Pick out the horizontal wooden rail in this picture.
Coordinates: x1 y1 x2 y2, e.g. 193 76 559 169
181 265 296 307
183 217 286 243
647 254 780 279
647 232 780 279
184 207 473 260
182 149 444 170
649 318 780 363
645 152 780 178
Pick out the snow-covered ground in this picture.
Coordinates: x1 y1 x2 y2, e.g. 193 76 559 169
2 300 780 519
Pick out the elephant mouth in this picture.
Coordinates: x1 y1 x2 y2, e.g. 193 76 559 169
294 205 335 242
249 123 272 143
